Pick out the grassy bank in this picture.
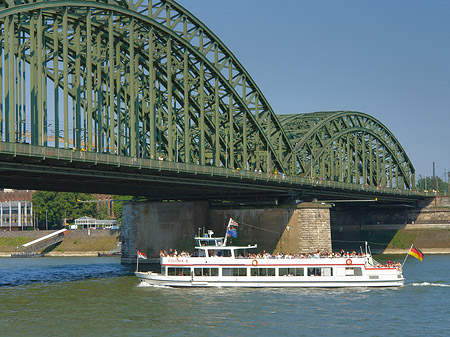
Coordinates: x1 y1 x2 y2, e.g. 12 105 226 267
53 236 119 253
0 237 31 251
387 229 450 249
0 232 120 255
2 228 449 256
332 227 450 253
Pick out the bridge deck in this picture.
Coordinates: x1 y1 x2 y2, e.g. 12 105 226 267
0 142 426 203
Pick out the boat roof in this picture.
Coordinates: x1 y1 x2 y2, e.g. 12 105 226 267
194 235 223 238
195 244 257 250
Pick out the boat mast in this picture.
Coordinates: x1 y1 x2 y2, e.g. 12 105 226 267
222 218 233 246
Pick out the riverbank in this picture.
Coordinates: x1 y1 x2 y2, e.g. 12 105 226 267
1 226 449 257
0 229 120 257
332 224 450 254
0 251 102 257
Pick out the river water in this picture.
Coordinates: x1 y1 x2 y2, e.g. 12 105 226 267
0 255 449 336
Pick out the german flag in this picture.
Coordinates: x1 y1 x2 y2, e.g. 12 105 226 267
409 245 423 261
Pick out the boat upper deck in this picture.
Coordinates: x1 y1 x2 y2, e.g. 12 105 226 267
157 221 402 270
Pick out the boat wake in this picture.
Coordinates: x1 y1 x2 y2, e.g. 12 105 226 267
410 282 450 287
137 281 171 289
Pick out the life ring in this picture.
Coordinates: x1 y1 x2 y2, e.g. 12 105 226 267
346 259 352 265
252 259 258 267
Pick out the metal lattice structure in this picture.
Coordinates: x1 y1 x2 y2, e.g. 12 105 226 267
279 111 415 189
0 0 415 195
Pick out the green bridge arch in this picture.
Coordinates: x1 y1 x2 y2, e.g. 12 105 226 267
0 0 415 193
279 111 415 189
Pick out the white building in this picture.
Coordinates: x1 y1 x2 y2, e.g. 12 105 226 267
71 216 118 230
0 201 33 231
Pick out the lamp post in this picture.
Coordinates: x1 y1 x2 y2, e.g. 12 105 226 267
225 134 228 169
176 127 179 162
445 168 449 195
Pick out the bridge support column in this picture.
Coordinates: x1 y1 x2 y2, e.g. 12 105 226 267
121 201 208 264
278 202 332 254
209 203 331 254
121 201 332 264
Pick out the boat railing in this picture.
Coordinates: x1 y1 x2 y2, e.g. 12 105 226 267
161 253 372 260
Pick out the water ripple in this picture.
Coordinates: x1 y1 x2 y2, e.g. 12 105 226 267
1 255 450 336
411 282 450 287
0 257 133 287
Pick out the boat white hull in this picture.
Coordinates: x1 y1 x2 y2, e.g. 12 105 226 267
135 272 404 288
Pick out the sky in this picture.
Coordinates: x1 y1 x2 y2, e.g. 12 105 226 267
176 0 450 181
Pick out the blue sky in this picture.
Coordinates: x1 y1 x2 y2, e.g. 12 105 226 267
176 0 450 181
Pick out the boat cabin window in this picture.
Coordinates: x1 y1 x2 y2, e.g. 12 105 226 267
307 267 333 277
194 267 218 277
235 249 249 258
279 268 304 277
195 238 224 246
250 268 275 276
207 249 232 257
345 267 362 276
222 268 247 277
195 249 206 257
167 267 191 276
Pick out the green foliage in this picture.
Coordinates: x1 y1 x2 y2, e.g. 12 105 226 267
31 191 134 229
111 195 134 224
417 175 449 192
32 191 97 229
96 204 110 220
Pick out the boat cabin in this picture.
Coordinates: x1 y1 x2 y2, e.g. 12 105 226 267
194 229 257 258
193 243 257 258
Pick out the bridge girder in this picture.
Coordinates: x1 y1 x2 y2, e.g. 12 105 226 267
0 0 297 175
279 111 415 189
0 0 416 197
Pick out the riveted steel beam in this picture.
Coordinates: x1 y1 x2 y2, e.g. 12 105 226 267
279 111 415 189
0 1 416 197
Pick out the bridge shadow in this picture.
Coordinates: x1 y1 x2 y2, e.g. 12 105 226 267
330 202 425 253
41 241 63 255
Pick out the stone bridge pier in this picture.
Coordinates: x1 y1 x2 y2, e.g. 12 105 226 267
121 201 331 264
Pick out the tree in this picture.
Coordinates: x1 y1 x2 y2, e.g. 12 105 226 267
112 195 134 225
416 175 449 193
32 191 58 229
32 191 97 229
95 203 110 220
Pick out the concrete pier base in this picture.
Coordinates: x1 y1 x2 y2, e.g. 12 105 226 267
121 201 208 264
121 201 332 264
277 202 332 254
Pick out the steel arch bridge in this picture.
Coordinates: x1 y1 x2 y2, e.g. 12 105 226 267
0 0 416 200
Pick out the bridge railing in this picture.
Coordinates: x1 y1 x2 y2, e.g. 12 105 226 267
1 142 424 198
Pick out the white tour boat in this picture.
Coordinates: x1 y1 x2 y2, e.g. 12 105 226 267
135 219 404 288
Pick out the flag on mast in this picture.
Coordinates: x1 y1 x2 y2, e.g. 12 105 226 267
226 227 238 238
138 250 147 259
230 218 239 227
226 218 238 238
409 245 423 261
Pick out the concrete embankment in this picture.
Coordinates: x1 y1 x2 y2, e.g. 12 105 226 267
0 229 121 257
331 223 450 254
1 222 449 257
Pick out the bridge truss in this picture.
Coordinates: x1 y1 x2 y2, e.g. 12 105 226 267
0 0 415 199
